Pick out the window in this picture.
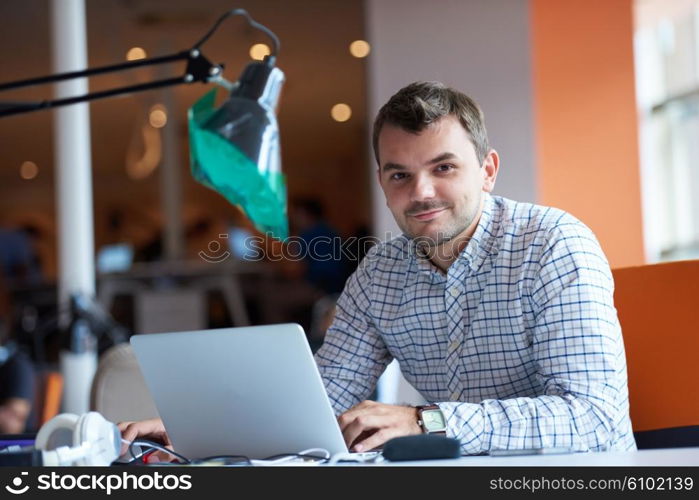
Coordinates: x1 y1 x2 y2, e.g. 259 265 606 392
635 0 699 261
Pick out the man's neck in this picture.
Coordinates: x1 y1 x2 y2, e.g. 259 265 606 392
428 200 484 273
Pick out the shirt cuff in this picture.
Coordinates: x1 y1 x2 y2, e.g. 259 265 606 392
438 401 486 454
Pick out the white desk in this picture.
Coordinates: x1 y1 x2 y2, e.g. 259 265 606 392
376 447 699 466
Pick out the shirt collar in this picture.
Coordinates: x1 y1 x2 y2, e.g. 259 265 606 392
458 192 497 272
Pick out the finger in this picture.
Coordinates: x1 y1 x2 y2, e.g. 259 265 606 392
116 421 133 432
353 428 399 452
342 413 383 447
118 423 139 451
341 416 366 447
144 450 172 464
338 401 377 431
119 420 167 447
119 423 151 455
337 412 355 432
120 422 152 442
117 421 138 447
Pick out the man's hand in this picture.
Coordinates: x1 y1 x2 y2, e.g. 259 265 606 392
117 418 173 461
337 400 422 452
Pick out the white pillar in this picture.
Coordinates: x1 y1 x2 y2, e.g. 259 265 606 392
161 87 184 261
51 0 97 415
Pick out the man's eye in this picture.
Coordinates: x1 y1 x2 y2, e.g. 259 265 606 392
390 172 407 181
436 164 454 172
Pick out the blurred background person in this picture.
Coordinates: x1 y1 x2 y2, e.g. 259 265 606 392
290 197 350 295
0 344 35 434
0 270 35 434
0 224 44 287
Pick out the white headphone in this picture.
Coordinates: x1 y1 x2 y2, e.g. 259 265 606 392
34 411 121 466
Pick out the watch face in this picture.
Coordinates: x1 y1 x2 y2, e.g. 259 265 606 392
422 409 446 432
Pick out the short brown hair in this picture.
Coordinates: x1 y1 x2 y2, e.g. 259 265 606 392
372 81 490 165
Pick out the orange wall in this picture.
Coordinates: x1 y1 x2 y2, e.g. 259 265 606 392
531 0 645 268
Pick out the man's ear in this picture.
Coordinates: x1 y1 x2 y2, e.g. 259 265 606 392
481 149 499 193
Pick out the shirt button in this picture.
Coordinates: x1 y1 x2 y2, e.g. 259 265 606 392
448 340 459 353
448 287 459 298
451 391 460 400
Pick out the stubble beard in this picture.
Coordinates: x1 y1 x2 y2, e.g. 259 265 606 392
402 192 482 259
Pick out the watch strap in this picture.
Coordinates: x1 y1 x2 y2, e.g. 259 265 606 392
416 404 446 435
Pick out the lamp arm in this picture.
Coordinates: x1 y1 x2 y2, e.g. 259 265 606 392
0 50 190 93
0 49 220 118
0 8 281 118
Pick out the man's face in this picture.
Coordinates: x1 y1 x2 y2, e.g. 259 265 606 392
377 115 498 246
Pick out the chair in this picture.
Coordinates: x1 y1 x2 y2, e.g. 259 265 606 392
612 259 699 448
89 342 159 424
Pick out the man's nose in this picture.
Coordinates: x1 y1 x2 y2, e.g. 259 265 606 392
411 175 436 200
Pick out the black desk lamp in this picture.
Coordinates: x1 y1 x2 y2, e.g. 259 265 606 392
0 8 288 240
0 8 287 416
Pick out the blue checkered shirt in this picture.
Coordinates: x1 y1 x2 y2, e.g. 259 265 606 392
315 194 636 453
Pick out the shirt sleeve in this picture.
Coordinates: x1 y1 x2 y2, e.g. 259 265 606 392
437 220 634 454
314 250 392 414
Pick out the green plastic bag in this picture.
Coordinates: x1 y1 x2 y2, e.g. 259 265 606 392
188 87 288 240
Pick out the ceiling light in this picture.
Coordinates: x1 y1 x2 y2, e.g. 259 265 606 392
349 40 370 58
149 104 167 128
126 47 147 61
331 103 352 122
20 161 38 180
250 43 271 61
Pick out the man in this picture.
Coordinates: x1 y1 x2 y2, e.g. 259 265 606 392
120 81 635 455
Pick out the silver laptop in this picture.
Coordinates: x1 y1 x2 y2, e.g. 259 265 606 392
130 323 349 459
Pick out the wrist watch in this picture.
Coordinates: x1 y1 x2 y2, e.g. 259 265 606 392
416 404 447 435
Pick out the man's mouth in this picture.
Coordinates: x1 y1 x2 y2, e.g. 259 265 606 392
409 208 447 221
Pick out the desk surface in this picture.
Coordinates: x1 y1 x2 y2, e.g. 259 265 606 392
376 447 699 467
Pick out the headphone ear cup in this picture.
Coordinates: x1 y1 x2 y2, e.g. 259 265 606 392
35 413 80 451
74 412 121 466
35 412 120 466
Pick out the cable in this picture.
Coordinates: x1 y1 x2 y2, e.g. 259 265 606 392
191 9 280 65
264 448 331 461
126 439 191 465
190 455 252 466
112 439 148 465
249 448 330 466
327 451 383 466
120 438 330 466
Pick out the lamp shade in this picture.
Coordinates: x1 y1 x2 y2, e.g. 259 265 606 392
189 61 288 240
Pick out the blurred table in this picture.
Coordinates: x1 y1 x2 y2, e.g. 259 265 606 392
97 260 275 333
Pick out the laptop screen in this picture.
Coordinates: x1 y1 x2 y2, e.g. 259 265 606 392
130 324 348 459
